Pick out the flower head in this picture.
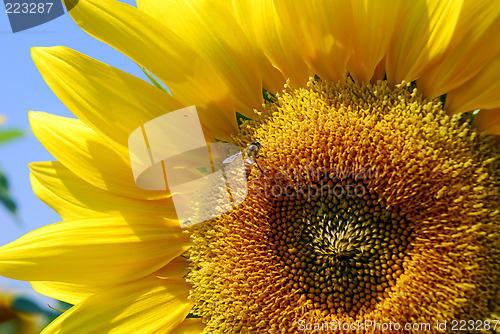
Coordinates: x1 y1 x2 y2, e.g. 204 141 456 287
0 290 38 334
189 78 500 331
1 0 500 333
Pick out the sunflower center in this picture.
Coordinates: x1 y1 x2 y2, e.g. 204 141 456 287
268 186 411 316
187 77 500 333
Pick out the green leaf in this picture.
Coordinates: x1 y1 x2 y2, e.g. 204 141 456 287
138 65 171 95
0 128 23 146
0 170 7 189
0 194 16 215
12 296 48 314
0 169 17 215
13 297 72 326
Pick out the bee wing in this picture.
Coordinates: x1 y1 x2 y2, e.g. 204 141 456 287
222 152 242 164
244 157 255 165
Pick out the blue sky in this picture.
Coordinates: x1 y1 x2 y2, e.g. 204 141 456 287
0 0 142 296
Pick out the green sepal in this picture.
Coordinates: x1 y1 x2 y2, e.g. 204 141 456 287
439 93 447 106
236 111 252 128
138 65 171 95
262 88 277 104
469 109 480 125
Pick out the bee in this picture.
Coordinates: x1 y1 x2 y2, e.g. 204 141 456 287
222 141 266 177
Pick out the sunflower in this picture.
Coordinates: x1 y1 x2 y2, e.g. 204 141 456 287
1 0 500 333
0 289 38 334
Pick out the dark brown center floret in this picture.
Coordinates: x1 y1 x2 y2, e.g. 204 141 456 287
267 178 413 317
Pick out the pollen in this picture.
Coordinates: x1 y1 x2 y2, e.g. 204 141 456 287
187 77 500 333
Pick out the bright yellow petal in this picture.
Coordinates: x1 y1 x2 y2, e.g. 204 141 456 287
31 46 187 146
170 319 205 334
347 0 401 82
30 254 191 306
63 0 238 139
136 0 265 116
41 277 192 334
228 0 310 89
274 0 352 82
29 112 168 200
0 216 189 285
386 0 463 84
417 0 500 99
31 281 99 306
445 56 500 114
155 256 189 279
30 161 176 220
472 109 500 135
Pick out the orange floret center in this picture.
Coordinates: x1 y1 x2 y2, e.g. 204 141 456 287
188 77 500 333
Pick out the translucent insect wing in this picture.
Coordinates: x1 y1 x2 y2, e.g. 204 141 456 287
223 152 242 164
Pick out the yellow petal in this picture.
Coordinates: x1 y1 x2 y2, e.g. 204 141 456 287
274 0 352 82
170 319 205 334
371 58 387 83
347 0 401 82
386 0 463 84
136 0 264 116
29 111 167 200
228 0 310 89
472 109 500 135
41 277 192 334
31 253 191 306
31 281 99 306
29 161 176 220
445 56 500 114
63 0 238 139
0 216 189 285
417 0 500 99
31 46 187 146
156 256 189 279
31 255 191 306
